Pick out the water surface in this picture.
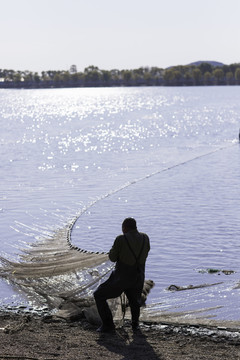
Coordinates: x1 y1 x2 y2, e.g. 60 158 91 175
0 86 239 320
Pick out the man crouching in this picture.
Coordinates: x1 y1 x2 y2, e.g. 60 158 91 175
94 217 150 333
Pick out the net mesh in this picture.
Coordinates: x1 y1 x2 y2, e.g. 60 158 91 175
0 225 112 309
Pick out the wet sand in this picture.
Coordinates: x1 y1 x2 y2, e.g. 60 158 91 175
1 311 240 360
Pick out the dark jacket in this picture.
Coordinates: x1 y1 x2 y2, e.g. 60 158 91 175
108 229 150 287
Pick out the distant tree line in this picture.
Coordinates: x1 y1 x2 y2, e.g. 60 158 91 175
1 62 240 88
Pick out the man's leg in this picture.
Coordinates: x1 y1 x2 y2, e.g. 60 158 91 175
93 276 122 332
124 286 143 329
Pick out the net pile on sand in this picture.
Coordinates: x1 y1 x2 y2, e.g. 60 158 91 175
0 225 112 310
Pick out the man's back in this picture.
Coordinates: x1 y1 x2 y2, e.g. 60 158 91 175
109 229 150 266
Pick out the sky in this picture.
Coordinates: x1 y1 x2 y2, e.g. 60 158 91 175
1 0 240 73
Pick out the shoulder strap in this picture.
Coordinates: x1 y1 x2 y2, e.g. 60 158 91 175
124 234 145 263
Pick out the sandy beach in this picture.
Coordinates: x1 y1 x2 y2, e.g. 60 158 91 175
1 310 240 360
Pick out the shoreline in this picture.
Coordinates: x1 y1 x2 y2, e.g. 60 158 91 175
1 310 240 360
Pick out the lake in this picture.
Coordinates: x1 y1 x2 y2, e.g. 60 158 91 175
0 86 239 320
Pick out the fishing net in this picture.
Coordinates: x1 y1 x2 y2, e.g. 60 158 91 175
0 224 113 310
0 221 155 326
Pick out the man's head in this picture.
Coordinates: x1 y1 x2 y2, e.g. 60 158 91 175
122 217 137 233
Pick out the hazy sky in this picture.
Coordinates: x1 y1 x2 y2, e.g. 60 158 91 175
1 0 240 73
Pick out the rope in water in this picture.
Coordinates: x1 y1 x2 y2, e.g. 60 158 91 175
68 140 239 248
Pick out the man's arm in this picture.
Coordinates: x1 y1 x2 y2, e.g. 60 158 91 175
108 237 120 262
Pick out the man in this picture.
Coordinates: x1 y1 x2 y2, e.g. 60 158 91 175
94 217 150 333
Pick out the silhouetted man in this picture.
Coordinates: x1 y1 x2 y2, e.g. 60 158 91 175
94 217 150 333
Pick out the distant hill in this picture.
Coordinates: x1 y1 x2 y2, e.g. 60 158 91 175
166 60 225 69
188 61 225 67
